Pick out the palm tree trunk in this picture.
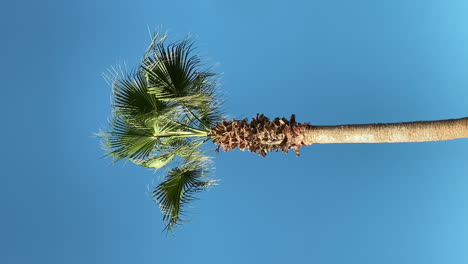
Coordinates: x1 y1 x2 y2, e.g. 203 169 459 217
299 117 468 145
212 115 468 157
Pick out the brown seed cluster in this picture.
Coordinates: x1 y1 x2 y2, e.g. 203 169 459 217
210 114 311 157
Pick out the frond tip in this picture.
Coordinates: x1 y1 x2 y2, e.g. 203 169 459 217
152 161 217 232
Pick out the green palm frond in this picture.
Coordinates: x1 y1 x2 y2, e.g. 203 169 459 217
100 32 225 232
152 160 217 232
142 37 199 98
136 153 176 169
134 138 200 168
105 69 168 119
99 115 158 162
142 33 224 130
197 98 225 129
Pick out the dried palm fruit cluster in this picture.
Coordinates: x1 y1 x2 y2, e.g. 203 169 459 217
211 114 312 157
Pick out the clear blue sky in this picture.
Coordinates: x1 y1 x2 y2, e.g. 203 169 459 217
2 0 468 263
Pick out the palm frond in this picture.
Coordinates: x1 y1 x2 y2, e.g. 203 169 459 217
135 138 207 169
100 32 226 232
136 153 176 169
142 34 225 130
197 98 225 129
152 160 217 232
105 69 168 119
142 38 200 98
99 115 158 162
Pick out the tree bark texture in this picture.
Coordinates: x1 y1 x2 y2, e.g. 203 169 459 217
211 115 468 157
300 117 468 145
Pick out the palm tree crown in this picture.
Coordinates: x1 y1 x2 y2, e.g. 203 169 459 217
100 33 224 231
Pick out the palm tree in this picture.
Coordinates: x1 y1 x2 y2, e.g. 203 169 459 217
100 33 468 231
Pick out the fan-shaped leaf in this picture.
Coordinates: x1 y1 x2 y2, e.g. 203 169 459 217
99 115 157 162
153 161 217 232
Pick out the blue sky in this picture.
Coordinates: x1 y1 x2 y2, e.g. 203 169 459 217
2 0 468 263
